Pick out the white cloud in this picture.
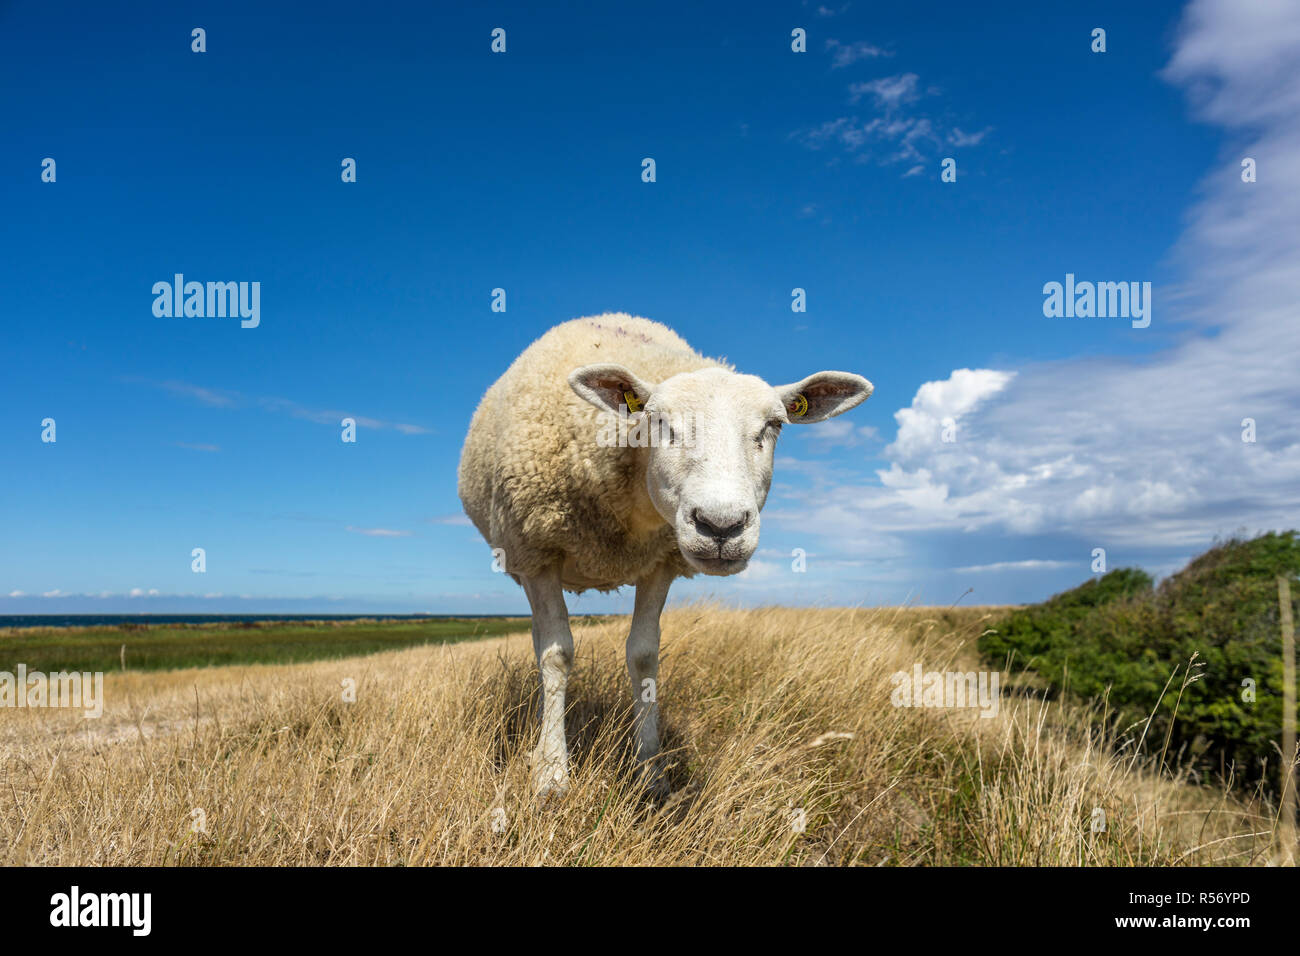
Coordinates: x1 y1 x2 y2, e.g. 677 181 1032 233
796 69 988 172
887 369 1015 460
1161 0 1300 130
346 526 412 537
814 3 851 19
428 514 473 527
797 115 940 165
954 560 1073 574
849 73 920 108
784 0 1300 561
826 39 887 68
135 378 432 435
7 590 24 598
733 557 783 583
156 381 236 407
948 126 992 147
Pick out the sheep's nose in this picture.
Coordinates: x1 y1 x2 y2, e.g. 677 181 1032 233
692 508 749 541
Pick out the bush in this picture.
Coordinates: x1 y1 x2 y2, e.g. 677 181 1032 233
979 532 1300 788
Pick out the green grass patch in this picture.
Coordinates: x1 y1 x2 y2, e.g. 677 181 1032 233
0 617 549 673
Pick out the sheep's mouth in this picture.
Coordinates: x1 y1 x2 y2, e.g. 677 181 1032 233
682 551 750 576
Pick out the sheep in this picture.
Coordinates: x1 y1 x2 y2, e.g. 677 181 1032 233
458 313 873 799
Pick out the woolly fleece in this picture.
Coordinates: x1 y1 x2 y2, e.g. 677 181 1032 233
458 314 731 592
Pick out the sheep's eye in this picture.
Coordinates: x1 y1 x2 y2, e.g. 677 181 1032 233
756 421 782 446
651 413 679 446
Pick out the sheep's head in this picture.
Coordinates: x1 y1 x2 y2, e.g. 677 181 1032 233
569 363 873 576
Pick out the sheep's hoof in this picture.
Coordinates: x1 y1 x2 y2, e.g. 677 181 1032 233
635 762 671 801
532 763 570 805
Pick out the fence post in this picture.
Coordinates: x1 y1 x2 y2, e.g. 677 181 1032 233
1280 574 1296 866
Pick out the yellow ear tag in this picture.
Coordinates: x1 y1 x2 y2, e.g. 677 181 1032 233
790 393 809 418
623 390 642 413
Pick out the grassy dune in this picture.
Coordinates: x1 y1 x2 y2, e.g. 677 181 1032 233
0 606 1278 865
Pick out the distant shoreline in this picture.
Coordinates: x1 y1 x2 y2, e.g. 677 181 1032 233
0 612 578 631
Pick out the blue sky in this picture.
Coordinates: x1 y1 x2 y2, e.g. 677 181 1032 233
3 0 1297 614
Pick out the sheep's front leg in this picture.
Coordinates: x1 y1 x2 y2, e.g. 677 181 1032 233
521 568 574 802
627 566 673 796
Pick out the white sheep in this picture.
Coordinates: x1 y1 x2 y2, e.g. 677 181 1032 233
458 313 872 799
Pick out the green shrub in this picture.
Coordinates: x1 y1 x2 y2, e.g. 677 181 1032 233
979 532 1300 788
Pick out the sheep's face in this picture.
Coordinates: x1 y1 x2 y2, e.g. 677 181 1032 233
570 364 873 577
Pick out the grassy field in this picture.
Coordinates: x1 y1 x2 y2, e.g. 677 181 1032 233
0 616 539 672
0 605 1282 865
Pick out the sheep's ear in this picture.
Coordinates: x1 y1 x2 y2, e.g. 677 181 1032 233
568 364 655 414
775 371 873 423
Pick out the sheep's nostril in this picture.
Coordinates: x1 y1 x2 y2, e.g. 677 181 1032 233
693 509 747 541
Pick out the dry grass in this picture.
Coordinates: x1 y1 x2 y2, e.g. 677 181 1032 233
0 605 1277 865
